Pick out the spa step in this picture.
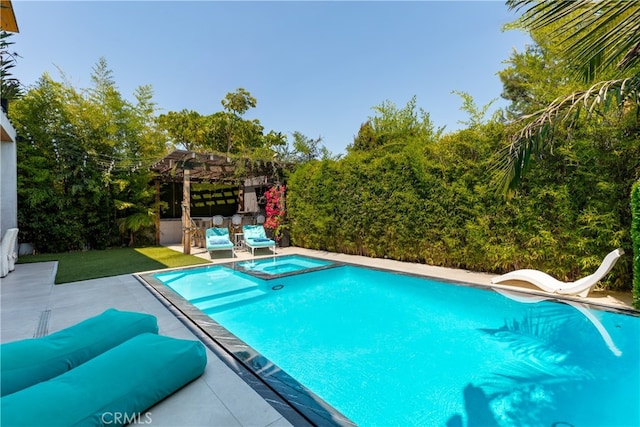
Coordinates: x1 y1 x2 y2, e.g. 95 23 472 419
195 288 268 314
190 282 259 304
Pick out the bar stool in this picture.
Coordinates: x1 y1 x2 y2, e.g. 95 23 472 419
212 215 224 228
230 214 242 234
230 214 243 249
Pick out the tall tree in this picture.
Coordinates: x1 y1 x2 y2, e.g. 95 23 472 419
156 109 203 150
112 84 167 246
349 96 442 153
158 88 283 158
219 87 259 156
221 87 256 116
291 132 329 162
499 0 640 191
13 59 166 251
498 41 579 119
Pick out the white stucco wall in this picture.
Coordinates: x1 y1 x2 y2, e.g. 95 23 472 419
0 110 18 239
159 219 183 245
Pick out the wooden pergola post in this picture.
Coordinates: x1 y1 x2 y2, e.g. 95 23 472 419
154 179 161 245
182 168 191 254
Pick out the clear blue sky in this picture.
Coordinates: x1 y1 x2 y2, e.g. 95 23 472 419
12 1 530 155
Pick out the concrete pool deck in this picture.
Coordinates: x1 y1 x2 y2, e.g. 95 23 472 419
0 260 298 427
1 246 635 426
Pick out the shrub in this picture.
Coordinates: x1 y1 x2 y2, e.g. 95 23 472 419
631 180 640 307
288 117 638 290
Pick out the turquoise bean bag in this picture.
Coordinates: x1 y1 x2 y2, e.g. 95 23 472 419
0 333 207 426
1 308 158 396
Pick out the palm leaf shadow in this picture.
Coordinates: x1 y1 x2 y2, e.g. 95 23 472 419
479 305 595 395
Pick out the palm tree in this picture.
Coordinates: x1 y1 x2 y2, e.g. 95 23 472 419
0 31 22 111
499 0 640 191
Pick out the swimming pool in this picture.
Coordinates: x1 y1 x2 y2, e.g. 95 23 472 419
145 256 640 426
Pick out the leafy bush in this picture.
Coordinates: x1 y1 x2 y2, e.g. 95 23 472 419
12 60 166 252
631 180 640 307
288 100 638 291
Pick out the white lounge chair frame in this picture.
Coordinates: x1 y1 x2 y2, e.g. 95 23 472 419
242 225 276 256
491 248 624 298
1 228 19 278
205 227 234 258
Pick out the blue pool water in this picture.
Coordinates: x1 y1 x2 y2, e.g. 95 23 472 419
153 259 640 426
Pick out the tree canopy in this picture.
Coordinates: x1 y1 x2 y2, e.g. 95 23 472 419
156 88 285 158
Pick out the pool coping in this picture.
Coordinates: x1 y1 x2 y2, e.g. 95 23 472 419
359 263 640 318
136 253 640 427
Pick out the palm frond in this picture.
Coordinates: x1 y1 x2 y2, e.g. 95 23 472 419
507 0 640 76
117 211 155 233
114 199 135 211
498 74 640 192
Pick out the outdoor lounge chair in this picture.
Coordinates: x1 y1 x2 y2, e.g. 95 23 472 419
205 227 234 258
242 224 276 256
1 228 19 278
491 248 624 298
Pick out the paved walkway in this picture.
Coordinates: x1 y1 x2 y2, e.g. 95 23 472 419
1 245 634 426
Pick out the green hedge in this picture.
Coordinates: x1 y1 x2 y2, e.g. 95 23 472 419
288 121 638 291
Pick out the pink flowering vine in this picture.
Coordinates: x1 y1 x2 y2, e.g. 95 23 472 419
264 185 286 240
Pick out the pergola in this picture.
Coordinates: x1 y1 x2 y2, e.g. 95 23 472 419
150 150 285 254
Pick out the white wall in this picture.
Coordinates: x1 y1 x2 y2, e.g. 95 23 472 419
0 110 18 239
159 219 183 245
243 176 266 214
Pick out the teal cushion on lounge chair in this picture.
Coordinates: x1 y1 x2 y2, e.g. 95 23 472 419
243 224 267 239
242 225 276 251
0 309 158 396
208 237 230 245
0 333 207 426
